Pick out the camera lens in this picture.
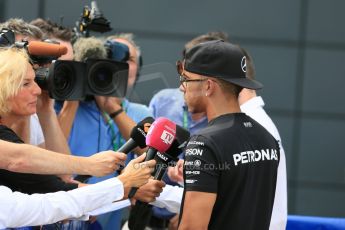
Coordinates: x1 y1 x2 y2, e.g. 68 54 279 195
54 67 69 90
92 68 112 88
52 62 76 99
88 61 117 94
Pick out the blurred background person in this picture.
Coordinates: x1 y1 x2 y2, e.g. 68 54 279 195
30 18 77 140
106 33 141 90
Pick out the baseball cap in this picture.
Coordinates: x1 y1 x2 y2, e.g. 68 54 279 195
184 40 263 90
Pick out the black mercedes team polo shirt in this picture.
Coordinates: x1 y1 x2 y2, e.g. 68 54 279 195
180 113 280 230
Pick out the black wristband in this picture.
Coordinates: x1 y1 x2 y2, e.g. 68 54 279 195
109 108 124 119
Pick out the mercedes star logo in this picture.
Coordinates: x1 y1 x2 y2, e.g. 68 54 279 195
241 56 247 73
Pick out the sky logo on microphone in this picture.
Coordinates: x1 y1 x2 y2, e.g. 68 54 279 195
161 130 174 145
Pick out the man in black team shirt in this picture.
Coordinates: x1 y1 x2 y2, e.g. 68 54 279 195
178 40 280 230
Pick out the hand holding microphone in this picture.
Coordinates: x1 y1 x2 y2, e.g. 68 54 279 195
128 117 177 198
127 123 190 230
153 124 190 181
116 117 155 174
74 117 155 182
117 117 155 154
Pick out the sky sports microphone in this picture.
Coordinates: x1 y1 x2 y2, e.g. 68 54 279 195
128 117 177 198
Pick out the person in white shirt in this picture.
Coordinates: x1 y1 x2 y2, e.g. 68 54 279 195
0 141 156 229
238 48 287 230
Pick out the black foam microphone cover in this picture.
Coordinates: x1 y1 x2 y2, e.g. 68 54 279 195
130 116 155 149
165 124 190 158
117 117 154 154
117 116 155 174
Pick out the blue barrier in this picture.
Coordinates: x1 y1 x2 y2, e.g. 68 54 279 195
287 215 345 230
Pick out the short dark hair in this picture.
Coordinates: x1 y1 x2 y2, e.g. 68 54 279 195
30 18 73 41
183 31 229 57
0 18 43 40
212 78 243 98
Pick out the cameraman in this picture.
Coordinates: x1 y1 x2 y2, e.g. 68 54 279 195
30 18 76 141
52 34 163 230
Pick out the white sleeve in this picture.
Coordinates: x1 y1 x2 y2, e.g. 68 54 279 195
151 185 183 213
30 114 45 146
0 177 124 229
87 199 131 216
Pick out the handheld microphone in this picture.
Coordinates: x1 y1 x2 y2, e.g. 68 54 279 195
127 125 190 230
25 41 68 57
118 117 154 153
116 117 154 174
74 117 155 183
128 117 177 198
153 125 190 180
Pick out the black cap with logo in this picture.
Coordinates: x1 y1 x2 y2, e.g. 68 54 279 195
184 40 263 90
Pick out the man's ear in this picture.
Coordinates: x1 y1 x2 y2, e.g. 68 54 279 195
205 79 217 97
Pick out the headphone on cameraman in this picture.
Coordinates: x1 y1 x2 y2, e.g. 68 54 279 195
104 39 143 80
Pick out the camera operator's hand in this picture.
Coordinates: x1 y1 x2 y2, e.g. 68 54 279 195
133 179 165 203
36 90 55 116
94 96 145 155
118 153 156 191
94 95 122 115
87 151 127 177
58 101 79 139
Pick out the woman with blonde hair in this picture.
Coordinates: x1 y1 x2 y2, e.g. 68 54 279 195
0 47 82 194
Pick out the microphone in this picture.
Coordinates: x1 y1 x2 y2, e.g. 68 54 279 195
25 41 68 57
73 37 107 62
74 117 155 183
127 125 190 230
153 125 190 180
118 117 155 154
128 117 177 198
116 117 155 174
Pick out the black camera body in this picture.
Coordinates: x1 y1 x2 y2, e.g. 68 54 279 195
36 59 129 100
